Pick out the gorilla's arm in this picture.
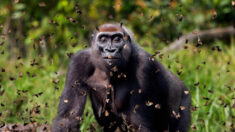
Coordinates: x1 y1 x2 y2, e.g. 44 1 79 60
149 55 191 131
52 50 94 132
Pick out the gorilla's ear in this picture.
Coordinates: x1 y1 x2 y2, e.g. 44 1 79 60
90 34 94 43
91 27 99 43
90 32 96 46
127 35 132 42
120 22 123 28
124 33 132 43
123 34 132 44
96 26 100 32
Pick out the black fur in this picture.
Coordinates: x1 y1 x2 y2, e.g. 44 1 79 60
52 24 191 132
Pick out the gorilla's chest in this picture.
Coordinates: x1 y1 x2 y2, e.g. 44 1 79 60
86 68 109 92
86 68 132 111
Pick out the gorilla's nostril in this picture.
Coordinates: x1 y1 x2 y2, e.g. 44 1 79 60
105 48 116 53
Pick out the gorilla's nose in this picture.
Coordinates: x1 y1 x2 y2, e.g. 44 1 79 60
104 48 117 53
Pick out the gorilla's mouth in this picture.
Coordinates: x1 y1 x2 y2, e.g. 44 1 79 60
104 58 119 60
103 56 120 66
103 56 120 59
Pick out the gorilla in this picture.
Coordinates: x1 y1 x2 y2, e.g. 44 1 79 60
52 23 191 132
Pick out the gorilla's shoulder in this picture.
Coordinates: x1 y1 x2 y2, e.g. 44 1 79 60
135 49 155 66
70 48 93 68
72 48 92 60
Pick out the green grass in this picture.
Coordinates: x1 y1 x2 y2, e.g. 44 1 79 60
0 42 234 132
160 43 235 132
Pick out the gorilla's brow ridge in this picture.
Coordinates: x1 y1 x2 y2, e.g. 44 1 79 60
96 32 124 37
99 26 122 32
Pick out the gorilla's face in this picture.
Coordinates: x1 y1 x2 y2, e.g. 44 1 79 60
93 30 132 69
96 32 124 65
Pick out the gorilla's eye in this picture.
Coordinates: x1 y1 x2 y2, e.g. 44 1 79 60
113 36 122 43
99 36 108 43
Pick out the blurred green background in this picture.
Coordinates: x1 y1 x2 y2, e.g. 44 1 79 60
0 0 234 131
